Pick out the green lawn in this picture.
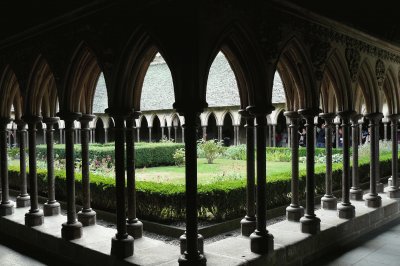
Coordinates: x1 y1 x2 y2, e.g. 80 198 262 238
136 158 309 184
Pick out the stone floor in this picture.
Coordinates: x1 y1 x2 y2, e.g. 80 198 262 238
1 189 400 265
0 242 45 266
307 217 400 266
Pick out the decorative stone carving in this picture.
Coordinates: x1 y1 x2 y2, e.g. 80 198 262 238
345 48 361 82
310 41 331 80
375 59 385 87
258 20 282 63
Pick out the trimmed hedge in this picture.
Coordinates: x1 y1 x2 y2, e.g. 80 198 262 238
8 153 397 223
36 143 184 168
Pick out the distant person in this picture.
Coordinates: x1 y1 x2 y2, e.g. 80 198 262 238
316 124 325 148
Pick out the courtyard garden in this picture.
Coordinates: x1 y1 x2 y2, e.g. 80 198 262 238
5 140 396 224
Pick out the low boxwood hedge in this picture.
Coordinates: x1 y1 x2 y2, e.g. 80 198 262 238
36 143 184 168
8 153 396 223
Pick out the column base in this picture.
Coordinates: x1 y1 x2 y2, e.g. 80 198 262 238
286 205 304 222
0 201 14 216
321 195 337 210
249 230 274 254
240 216 256 236
111 235 134 258
387 187 400 198
61 221 83 240
178 253 207 266
77 209 96 226
43 202 60 216
388 177 400 187
300 215 320 234
337 203 355 219
16 195 30 207
25 210 44 227
180 234 204 255
364 193 382 208
376 182 384 193
350 188 363 201
127 220 143 239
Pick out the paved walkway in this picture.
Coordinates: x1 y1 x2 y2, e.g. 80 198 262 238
308 218 400 266
0 242 45 266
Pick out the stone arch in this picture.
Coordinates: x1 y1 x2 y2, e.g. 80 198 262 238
112 28 168 112
222 111 234 146
208 23 269 110
381 66 399 115
0 65 23 119
25 55 58 118
320 49 352 112
206 112 218 141
356 59 379 114
140 115 150 142
95 118 105 143
152 115 162 142
63 42 103 114
276 37 319 111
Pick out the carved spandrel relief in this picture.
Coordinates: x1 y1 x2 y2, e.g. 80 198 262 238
345 48 361 82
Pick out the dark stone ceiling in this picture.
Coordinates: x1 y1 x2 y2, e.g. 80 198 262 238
287 0 400 46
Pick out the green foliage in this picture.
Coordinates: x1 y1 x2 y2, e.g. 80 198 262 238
197 139 224 164
224 145 246 160
36 142 184 168
173 148 185 167
7 153 397 223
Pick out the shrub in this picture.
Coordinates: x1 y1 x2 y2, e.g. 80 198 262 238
173 148 185 167
224 145 246 160
36 143 184 168
197 139 224 164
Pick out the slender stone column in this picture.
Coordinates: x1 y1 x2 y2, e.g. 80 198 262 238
248 107 274 254
161 127 165 139
126 113 143 238
272 125 276 147
148 127 152 142
387 114 400 198
137 128 140 142
178 111 206 265
320 113 337 210
202 126 206 140
285 111 304 221
168 126 172 140
239 110 256 235
335 120 340 148
16 121 30 207
182 127 185 143
23 115 44 226
173 126 177 142
364 113 383 207
337 111 356 219
383 120 388 141
77 114 96 226
287 124 291 148
359 123 363 145
0 118 14 216
350 114 363 200
59 128 63 144
58 112 82 239
109 112 134 258
43 117 61 216
104 128 108 143
299 109 321 234
268 125 272 147
217 125 222 142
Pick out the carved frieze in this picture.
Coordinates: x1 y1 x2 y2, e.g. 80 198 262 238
345 48 361 82
258 20 282 63
375 59 385 87
309 40 331 80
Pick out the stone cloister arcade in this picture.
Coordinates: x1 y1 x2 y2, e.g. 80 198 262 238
1 1 400 265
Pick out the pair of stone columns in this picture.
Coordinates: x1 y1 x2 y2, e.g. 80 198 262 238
239 108 274 255
104 110 143 259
